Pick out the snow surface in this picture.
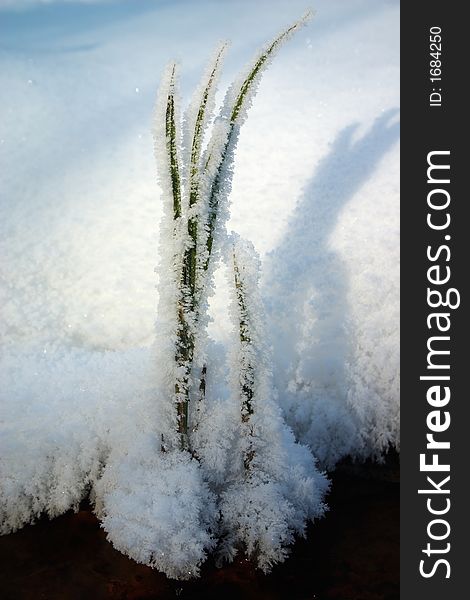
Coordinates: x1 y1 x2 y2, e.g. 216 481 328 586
0 0 399 576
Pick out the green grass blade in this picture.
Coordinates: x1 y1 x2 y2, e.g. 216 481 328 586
189 42 228 209
205 11 312 263
232 249 254 423
230 11 312 123
185 43 228 298
165 63 182 220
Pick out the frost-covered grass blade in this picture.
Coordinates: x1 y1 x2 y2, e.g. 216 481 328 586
232 247 255 425
183 42 228 302
218 234 329 571
165 63 182 220
203 11 312 262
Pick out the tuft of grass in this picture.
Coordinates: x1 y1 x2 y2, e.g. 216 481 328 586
157 12 312 449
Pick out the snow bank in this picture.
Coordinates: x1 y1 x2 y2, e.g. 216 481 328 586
0 345 157 533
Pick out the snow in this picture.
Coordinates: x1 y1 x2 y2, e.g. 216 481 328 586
0 0 399 578
96 441 218 580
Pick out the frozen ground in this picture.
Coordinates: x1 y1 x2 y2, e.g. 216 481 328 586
0 0 399 572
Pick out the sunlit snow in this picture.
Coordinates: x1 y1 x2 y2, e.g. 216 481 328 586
0 0 399 578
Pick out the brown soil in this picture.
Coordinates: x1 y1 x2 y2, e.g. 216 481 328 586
0 453 399 600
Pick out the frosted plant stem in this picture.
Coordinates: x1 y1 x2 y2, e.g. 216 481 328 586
233 251 254 423
175 308 192 450
191 365 207 443
162 63 191 449
185 43 228 301
176 45 228 448
232 247 256 471
166 64 182 220
204 11 312 265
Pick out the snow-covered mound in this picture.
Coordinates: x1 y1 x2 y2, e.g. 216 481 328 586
0 345 157 533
